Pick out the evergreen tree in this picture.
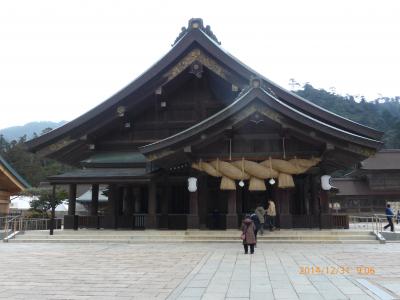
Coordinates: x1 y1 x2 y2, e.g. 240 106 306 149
0 129 73 187
294 83 400 148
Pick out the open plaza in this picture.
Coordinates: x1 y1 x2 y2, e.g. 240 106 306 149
1 240 400 300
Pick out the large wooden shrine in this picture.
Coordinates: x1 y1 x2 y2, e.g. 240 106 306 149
26 18 383 230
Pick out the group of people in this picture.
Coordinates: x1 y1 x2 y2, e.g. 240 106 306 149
241 199 276 254
241 202 399 255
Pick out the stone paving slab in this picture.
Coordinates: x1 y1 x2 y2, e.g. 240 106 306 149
0 242 399 299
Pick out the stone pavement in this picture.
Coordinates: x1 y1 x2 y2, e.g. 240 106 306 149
0 242 399 300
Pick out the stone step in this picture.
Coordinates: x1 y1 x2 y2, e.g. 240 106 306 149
12 230 377 244
8 238 378 244
17 234 376 240
21 229 372 236
11 229 377 244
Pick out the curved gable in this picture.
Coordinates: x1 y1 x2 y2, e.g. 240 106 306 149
25 18 383 160
139 85 382 161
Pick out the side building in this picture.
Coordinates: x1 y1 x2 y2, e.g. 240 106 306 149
0 155 30 215
332 150 400 215
25 18 383 230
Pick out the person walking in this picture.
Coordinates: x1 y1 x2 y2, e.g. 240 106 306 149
397 210 400 225
384 204 395 232
250 212 260 241
266 199 276 231
255 204 266 235
241 214 256 254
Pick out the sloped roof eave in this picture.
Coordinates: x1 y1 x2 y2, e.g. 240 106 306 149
0 155 31 191
24 31 197 152
199 30 383 140
140 87 382 155
25 26 383 153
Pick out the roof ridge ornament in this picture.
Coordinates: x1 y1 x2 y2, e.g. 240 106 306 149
249 77 279 97
250 77 262 89
173 18 221 46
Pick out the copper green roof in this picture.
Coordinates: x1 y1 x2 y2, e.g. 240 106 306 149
48 168 151 184
0 154 31 190
81 152 147 166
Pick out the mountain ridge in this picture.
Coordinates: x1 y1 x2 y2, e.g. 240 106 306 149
0 121 67 142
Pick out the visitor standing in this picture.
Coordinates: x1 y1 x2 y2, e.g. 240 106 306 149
241 214 256 254
255 204 266 235
266 199 276 231
384 204 394 232
250 212 260 240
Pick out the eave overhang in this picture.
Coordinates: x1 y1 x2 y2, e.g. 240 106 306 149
47 168 153 184
0 155 31 193
139 87 383 160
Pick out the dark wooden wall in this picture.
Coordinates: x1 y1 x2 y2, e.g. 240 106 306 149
96 72 235 152
366 172 400 191
193 118 323 160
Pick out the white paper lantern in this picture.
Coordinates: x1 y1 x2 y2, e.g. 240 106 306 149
321 175 332 191
188 177 198 192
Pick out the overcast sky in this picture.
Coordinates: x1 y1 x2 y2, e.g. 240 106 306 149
1 0 399 129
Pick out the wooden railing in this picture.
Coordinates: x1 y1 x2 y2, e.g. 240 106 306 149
63 213 351 230
68 215 147 230
78 216 99 228
332 214 349 229
292 215 319 228
133 214 145 229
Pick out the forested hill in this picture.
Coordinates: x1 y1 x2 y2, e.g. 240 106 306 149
0 121 67 142
294 84 400 148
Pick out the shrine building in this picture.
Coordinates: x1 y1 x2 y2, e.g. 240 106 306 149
0 155 30 215
25 18 383 230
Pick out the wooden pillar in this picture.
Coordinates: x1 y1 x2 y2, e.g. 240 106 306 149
311 175 320 215
0 191 11 215
187 189 199 229
50 185 56 235
226 190 238 229
109 184 119 229
133 187 141 213
146 181 157 228
320 190 330 214
65 183 78 230
121 186 127 215
68 183 76 215
278 189 292 229
236 188 243 216
91 184 99 216
118 186 124 216
125 186 134 215
319 189 332 229
198 175 208 229
159 184 170 229
161 185 169 215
